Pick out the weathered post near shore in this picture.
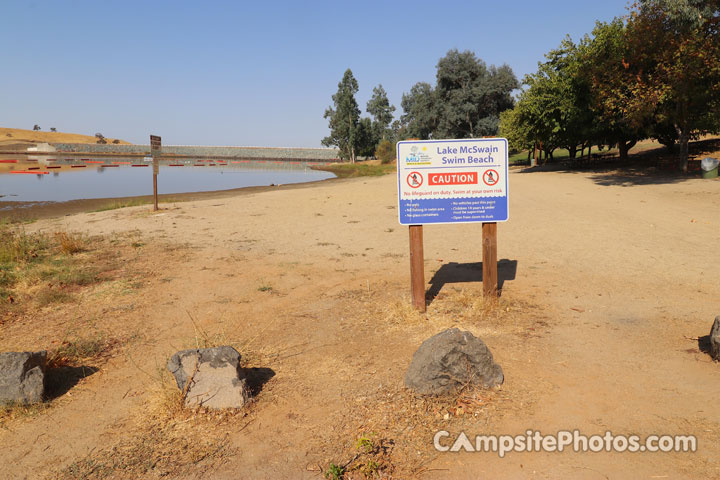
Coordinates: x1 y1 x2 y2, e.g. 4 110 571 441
150 135 161 211
397 139 509 311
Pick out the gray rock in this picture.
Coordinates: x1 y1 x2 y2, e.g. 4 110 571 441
405 328 503 395
0 351 47 405
167 346 250 409
710 316 720 361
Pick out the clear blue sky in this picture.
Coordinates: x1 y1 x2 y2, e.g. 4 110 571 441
1 0 631 147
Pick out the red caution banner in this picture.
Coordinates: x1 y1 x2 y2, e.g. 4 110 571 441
428 172 478 186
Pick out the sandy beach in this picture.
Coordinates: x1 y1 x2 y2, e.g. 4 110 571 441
1 167 719 478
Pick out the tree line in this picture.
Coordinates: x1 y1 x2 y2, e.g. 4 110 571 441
322 49 518 163
500 0 720 171
322 0 719 170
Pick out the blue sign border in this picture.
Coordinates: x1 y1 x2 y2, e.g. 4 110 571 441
397 138 509 225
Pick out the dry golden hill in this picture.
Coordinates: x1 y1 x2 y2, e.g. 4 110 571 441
0 127 130 146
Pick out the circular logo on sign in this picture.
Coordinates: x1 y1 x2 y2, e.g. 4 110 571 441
407 172 423 188
483 169 499 186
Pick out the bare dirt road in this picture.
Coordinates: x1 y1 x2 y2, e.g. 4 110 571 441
1 167 719 479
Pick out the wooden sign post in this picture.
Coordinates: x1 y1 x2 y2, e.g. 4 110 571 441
409 225 426 312
150 135 161 211
397 138 509 311
482 222 498 298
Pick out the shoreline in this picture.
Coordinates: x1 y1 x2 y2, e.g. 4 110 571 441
0 176 346 223
0 150 340 161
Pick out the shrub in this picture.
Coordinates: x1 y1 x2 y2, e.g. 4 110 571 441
375 139 396 164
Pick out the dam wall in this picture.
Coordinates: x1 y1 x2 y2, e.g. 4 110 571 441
50 143 340 161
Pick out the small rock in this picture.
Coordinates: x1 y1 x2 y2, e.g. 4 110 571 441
405 328 503 395
167 346 250 409
0 351 47 405
710 316 720 361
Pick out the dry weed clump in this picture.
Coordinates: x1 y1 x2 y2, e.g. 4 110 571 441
380 287 538 334
46 334 121 369
53 231 87 254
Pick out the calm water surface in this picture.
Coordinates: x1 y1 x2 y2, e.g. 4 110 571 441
0 157 335 202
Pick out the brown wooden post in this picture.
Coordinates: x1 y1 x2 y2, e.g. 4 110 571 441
150 135 161 211
152 173 158 211
482 222 498 299
409 225 426 312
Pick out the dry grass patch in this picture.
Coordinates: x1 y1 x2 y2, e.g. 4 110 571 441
46 334 122 369
55 360 253 479
312 283 551 477
0 402 51 429
0 226 148 321
314 383 523 479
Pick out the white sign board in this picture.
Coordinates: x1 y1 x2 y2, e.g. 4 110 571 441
397 138 509 225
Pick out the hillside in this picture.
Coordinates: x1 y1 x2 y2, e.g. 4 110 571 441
0 127 130 146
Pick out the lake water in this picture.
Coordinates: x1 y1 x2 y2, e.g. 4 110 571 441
0 157 335 202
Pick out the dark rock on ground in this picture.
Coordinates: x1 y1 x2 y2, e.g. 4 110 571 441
405 328 503 395
167 346 250 409
0 351 47 405
710 316 720 361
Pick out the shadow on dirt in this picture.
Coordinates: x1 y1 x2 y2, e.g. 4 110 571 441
426 259 518 304
513 138 719 187
45 365 99 400
697 335 714 360
245 367 275 396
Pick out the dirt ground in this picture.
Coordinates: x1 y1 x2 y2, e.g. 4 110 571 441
1 167 719 479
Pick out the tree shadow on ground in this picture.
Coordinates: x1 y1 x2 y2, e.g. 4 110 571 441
45 365 99 400
426 260 518 305
244 367 275 396
513 138 720 187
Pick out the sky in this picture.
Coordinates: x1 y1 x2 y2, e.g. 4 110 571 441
1 0 633 147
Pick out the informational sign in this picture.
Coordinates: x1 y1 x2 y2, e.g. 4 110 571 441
150 135 162 152
397 138 509 225
150 135 161 175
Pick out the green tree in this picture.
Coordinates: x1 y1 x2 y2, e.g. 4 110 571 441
366 84 396 143
434 49 518 138
322 69 361 162
400 50 518 140
505 37 597 162
354 117 376 158
400 81 437 139
627 0 720 170
578 19 651 160
498 107 533 155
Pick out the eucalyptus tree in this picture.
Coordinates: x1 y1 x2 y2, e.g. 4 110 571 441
434 49 518 139
366 84 396 143
400 81 437 140
322 69 361 162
